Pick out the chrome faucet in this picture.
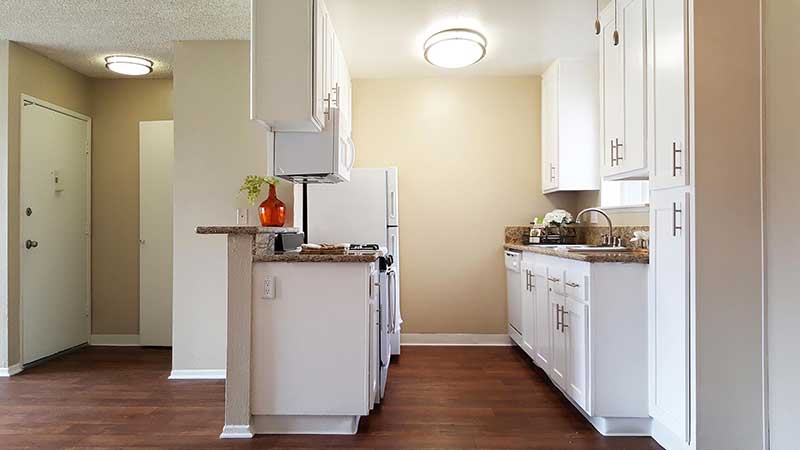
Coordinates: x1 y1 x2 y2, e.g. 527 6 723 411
575 208 614 247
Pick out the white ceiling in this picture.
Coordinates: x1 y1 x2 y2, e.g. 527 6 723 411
0 0 600 79
326 0 600 78
0 0 250 78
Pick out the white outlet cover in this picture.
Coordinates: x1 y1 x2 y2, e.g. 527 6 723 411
263 276 276 300
237 208 249 225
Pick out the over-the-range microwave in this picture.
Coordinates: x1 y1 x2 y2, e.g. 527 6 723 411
273 108 355 184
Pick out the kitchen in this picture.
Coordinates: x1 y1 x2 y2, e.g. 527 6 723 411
194 0 762 449
0 1 788 450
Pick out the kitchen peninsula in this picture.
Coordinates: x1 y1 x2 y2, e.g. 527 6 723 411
196 226 388 438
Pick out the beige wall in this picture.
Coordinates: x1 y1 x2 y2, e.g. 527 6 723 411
3 42 93 367
765 0 799 448
352 77 577 334
693 0 765 448
172 41 293 371
0 40 9 368
90 79 173 335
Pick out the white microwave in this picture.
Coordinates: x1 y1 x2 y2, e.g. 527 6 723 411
273 108 355 184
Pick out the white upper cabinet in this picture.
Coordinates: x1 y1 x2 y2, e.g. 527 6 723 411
540 59 600 194
599 0 648 180
647 0 688 190
251 0 352 134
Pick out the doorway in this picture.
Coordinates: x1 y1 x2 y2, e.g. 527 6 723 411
138 120 174 347
20 95 91 365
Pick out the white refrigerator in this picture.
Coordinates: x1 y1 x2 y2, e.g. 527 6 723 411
295 167 402 354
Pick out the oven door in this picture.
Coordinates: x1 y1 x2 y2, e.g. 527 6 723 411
379 269 393 399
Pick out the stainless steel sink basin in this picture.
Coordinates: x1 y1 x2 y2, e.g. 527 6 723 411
533 244 633 253
567 246 633 253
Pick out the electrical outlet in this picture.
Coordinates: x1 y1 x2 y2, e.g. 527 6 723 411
262 276 276 300
237 208 249 225
590 211 599 224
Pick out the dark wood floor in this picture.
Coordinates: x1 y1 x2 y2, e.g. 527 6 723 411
0 345 663 450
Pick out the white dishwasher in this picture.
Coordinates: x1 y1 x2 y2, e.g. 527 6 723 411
505 250 523 342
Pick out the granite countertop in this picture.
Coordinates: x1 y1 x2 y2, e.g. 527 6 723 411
196 225 300 235
256 252 382 263
504 243 649 264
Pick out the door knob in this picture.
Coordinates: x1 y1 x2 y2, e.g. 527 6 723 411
25 240 38 249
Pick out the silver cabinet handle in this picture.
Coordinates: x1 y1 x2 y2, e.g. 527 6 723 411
672 141 683 176
615 138 623 164
555 305 563 331
25 239 39 249
672 202 683 237
549 164 556 182
547 276 560 283
565 282 579 288
561 309 569 333
332 83 340 107
323 92 332 119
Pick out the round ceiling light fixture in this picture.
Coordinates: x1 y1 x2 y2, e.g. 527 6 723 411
423 28 487 69
104 55 154 76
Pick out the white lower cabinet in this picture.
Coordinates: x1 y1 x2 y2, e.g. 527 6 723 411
565 297 589 411
512 251 649 435
549 290 568 390
519 261 536 357
649 188 691 445
533 271 551 368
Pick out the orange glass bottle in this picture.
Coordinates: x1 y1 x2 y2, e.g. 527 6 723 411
258 183 286 227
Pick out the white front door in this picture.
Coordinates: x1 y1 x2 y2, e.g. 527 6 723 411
20 97 91 364
139 121 174 347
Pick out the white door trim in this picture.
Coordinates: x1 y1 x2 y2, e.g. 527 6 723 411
19 94 92 364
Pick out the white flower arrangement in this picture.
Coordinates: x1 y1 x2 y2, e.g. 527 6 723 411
543 209 574 226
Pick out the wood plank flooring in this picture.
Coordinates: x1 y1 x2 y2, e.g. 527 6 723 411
0 346 663 449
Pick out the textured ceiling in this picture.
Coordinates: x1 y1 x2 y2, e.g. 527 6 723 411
0 0 250 79
325 0 600 78
0 0 600 80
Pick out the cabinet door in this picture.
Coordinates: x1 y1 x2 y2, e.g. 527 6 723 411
649 188 690 443
313 0 327 128
533 273 551 369
522 265 536 357
619 0 647 175
549 291 567 390
565 298 589 412
649 0 688 189
541 63 559 192
600 8 623 177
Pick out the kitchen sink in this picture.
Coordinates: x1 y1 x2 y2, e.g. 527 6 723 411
534 244 633 253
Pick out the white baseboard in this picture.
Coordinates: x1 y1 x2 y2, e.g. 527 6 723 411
220 424 254 439
401 333 512 346
252 415 360 435
651 417 692 450
90 334 140 346
169 369 226 380
0 363 23 377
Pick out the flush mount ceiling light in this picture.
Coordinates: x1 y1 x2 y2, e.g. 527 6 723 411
104 55 153 76
423 28 487 69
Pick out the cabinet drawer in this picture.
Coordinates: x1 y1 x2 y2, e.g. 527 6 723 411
564 262 589 301
546 269 564 294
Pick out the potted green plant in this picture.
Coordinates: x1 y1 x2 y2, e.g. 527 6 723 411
240 176 285 227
